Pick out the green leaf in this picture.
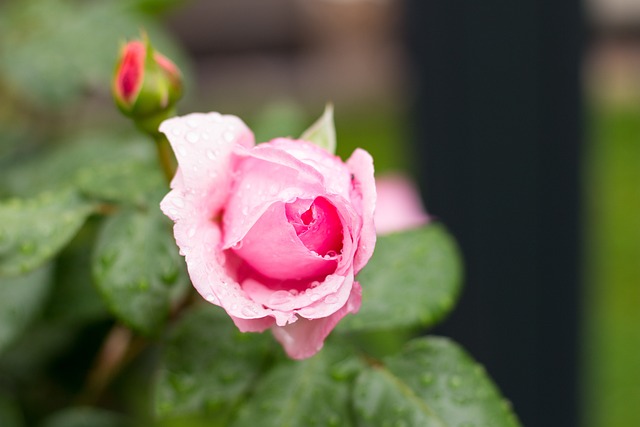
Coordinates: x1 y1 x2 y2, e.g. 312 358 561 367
0 265 52 353
46 220 109 325
92 206 188 335
300 104 336 154
0 190 93 276
77 159 165 207
2 130 156 199
0 394 24 427
40 407 130 427
230 346 354 427
354 337 522 427
338 224 463 332
154 306 273 420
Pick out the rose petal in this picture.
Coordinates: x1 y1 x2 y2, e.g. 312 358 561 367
286 197 343 256
271 282 362 359
267 138 353 199
346 148 377 274
160 112 254 219
230 315 276 333
374 174 429 234
222 144 326 248
241 270 353 322
232 201 337 281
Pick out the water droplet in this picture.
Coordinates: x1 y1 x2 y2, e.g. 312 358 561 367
420 372 434 386
223 131 234 142
186 117 200 128
172 197 185 208
449 375 462 388
188 227 196 238
327 415 340 427
324 294 339 304
186 131 199 143
177 146 187 156
205 293 219 304
268 290 293 307
20 241 35 254
453 395 469 405
289 289 299 296
220 371 237 384
171 127 182 136
241 206 249 216
241 306 258 317
232 240 244 250
101 251 116 268
206 150 217 160
309 290 322 301
162 267 179 284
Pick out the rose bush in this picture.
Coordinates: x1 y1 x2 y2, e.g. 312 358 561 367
160 112 376 359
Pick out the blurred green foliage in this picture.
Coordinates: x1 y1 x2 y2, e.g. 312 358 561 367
584 102 640 427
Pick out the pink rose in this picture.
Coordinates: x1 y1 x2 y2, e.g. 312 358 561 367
160 112 376 359
374 174 429 235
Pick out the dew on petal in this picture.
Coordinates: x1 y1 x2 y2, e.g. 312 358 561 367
207 150 217 160
186 131 199 143
241 306 258 317
223 131 234 142
324 294 339 304
172 197 185 208
186 117 200 128
309 290 322 301
268 290 294 307
205 293 219 304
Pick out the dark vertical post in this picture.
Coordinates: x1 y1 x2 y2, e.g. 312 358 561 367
404 1 582 426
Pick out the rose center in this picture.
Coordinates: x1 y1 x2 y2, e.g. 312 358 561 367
286 197 343 257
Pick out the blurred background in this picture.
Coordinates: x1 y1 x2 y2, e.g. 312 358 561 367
1 0 639 426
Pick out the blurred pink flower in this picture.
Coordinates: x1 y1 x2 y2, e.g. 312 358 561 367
160 112 376 359
374 174 429 235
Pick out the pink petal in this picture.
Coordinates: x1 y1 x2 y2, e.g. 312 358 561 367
231 315 275 333
160 112 254 220
232 201 337 281
241 270 354 323
374 174 429 235
271 282 362 359
346 148 377 274
222 144 326 249
286 197 343 256
268 138 353 199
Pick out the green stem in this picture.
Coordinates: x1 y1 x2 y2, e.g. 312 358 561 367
154 132 176 184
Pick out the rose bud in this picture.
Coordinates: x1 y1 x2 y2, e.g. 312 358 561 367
159 112 376 359
112 38 182 132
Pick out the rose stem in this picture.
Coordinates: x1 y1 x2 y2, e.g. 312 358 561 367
77 325 147 405
154 132 177 184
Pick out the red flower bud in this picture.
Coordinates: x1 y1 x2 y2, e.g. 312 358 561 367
113 38 182 123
